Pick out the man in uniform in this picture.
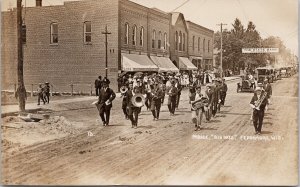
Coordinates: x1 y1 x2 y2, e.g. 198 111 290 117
96 79 116 126
175 77 182 109
126 85 141 128
220 78 228 106
263 78 272 103
250 87 268 135
167 80 178 116
121 82 131 120
204 83 215 121
150 82 164 120
211 79 221 116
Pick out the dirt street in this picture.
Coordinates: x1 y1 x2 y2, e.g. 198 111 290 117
2 76 298 185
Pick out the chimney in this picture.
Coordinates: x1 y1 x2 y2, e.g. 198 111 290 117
36 0 42 7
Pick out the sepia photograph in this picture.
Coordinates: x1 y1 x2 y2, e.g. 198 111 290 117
1 0 298 185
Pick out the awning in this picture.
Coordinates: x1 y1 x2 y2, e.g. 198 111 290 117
150 56 179 72
121 53 158 72
179 57 197 70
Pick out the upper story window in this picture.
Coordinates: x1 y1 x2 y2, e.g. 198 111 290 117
198 37 200 52
183 33 185 51
132 25 137 46
164 33 167 50
152 30 156 48
192 36 195 51
50 23 58 44
208 40 210 52
179 31 182 51
84 21 91 43
125 23 129 45
175 31 178 50
158 31 162 49
140 27 144 46
203 38 206 52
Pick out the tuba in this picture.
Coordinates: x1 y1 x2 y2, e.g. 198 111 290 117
120 86 128 94
254 92 268 110
132 93 145 107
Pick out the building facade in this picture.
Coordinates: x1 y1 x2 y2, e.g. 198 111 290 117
1 0 214 93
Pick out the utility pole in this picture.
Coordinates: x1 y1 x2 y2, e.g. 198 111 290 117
102 25 111 78
217 23 227 78
16 0 26 112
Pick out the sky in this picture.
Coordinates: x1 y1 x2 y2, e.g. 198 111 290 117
2 0 298 55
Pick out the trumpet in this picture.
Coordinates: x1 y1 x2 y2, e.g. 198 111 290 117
131 93 145 107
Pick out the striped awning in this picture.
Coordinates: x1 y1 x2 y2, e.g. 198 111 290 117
121 53 158 72
150 56 179 72
179 57 197 70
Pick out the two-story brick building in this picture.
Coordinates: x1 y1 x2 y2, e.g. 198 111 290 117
1 0 213 93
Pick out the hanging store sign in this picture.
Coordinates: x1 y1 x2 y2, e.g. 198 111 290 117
242 48 279 53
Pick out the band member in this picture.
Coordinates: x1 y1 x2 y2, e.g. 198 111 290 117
191 86 208 131
220 78 228 106
96 79 116 126
144 80 152 110
167 80 178 116
263 78 272 102
44 82 50 104
204 84 215 121
121 83 130 120
37 83 45 105
188 82 196 104
211 79 220 116
250 87 268 135
126 86 141 128
150 82 164 120
161 83 166 104
175 77 182 109
135 79 145 114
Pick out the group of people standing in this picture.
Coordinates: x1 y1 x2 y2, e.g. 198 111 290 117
37 82 50 105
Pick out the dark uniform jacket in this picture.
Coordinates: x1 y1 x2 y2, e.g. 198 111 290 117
220 83 228 93
125 90 139 108
250 92 268 111
205 88 215 105
97 87 116 109
263 83 272 98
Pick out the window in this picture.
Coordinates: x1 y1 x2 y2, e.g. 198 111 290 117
84 21 91 43
208 40 210 52
175 31 178 50
203 38 205 52
140 27 144 46
158 31 162 49
164 33 167 50
192 36 195 51
125 23 129 44
198 37 200 51
50 23 58 44
183 33 185 51
132 25 137 46
152 30 156 48
179 31 182 51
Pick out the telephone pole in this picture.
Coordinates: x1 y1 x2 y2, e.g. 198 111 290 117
17 0 26 112
217 23 227 78
102 25 111 78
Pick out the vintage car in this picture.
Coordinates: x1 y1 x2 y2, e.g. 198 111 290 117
274 68 282 80
237 75 255 93
255 67 274 83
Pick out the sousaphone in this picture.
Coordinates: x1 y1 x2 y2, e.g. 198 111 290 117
132 93 145 107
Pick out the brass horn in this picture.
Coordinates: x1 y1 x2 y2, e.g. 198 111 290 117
120 86 128 94
131 93 145 107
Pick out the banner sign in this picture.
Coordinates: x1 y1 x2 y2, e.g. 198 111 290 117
242 48 279 53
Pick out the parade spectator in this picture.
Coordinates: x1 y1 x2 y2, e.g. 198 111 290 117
94 76 102 96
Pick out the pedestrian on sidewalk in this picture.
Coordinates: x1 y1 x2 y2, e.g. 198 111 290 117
44 82 50 104
37 83 46 105
95 76 102 96
96 79 116 126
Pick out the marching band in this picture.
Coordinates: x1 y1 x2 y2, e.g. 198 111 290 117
94 69 282 135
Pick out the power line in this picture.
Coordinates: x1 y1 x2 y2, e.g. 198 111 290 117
171 0 190 12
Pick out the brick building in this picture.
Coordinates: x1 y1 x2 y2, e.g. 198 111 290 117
1 0 214 93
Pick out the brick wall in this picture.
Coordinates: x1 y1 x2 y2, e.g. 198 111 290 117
2 0 119 93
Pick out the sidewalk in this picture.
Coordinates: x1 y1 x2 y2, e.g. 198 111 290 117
1 96 97 117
